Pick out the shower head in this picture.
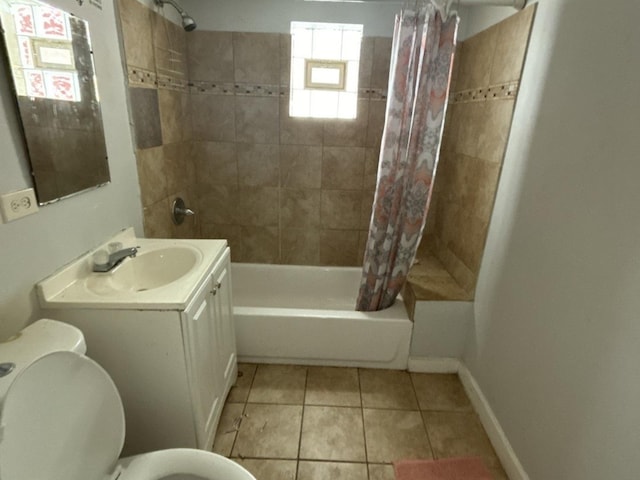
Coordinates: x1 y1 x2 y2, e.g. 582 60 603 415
180 12 197 32
154 0 197 32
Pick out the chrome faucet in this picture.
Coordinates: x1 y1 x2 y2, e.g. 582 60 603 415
92 247 138 273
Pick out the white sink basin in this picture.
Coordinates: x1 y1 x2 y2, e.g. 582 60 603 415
37 229 228 309
85 246 199 296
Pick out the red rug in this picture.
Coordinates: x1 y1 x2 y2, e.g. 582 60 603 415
394 457 493 480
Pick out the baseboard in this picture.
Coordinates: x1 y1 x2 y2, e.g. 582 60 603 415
407 356 461 373
458 364 530 480
408 357 529 480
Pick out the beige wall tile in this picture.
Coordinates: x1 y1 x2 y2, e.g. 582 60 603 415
440 103 461 156
191 94 236 142
158 89 189 144
238 226 279 263
136 146 167 207
198 185 238 225
320 230 360 266
152 14 187 78
364 148 380 190
455 101 483 158
117 0 155 71
164 142 195 195
280 97 324 145
280 189 321 228
490 5 536 85
280 145 322 188
193 141 238 189
236 187 279 226
235 96 279 144
321 190 362 229
358 37 374 89
371 37 393 89
477 98 515 163
280 34 291 86
457 27 497 91
366 100 386 148
357 230 368 266
323 100 369 147
322 147 365 189
143 198 173 238
129 87 162 149
360 190 375 230
232 404 302 459
237 144 279 187
233 32 281 84
187 31 234 82
200 224 241 259
280 228 320 265
300 406 366 461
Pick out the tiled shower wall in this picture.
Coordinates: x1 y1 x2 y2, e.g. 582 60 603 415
117 0 392 265
416 6 536 296
117 0 198 239
187 32 391 265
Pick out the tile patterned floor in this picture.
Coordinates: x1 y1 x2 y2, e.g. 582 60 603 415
213 364 508 480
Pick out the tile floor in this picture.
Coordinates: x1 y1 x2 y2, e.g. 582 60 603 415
212 364 507 480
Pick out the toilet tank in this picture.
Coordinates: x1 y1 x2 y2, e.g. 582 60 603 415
0 319 86 402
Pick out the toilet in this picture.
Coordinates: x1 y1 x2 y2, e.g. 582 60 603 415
0 319 256 480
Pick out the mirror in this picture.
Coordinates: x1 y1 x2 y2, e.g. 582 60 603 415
0 0 110 204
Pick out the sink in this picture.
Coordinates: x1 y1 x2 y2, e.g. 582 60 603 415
37 228 228 309
85 246 199 296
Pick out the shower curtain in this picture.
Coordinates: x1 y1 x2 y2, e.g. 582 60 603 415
356 3 458 311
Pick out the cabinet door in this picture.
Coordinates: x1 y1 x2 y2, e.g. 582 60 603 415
182 277 221 449
211 248 237 395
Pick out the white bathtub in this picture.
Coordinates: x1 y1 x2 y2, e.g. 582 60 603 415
231 263 413 369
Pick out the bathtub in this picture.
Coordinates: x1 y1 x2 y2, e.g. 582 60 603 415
231 263 413 369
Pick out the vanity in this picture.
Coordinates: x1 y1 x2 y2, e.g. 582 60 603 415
37 228 236 456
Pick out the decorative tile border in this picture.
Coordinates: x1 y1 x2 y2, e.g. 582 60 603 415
127 66 157 89
126 65 188 92
188 81 388 101
451 81 519 104
156 74 188 92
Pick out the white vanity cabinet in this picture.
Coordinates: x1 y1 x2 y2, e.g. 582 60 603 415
39 238 236 456
182 249 236 449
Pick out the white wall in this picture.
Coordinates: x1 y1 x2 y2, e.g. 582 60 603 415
181 0 400 36
0 0 142 339
465 0 640 478
458 4 512 39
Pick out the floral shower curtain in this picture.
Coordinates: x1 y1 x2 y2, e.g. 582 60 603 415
356 3 458 311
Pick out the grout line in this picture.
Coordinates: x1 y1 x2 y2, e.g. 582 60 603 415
409 372 435 460
228 365 259 458
295 366 309 480
357 368 371 480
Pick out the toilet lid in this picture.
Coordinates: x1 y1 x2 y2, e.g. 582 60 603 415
0 351 125 480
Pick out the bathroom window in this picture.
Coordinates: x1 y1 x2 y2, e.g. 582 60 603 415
289 21 363 119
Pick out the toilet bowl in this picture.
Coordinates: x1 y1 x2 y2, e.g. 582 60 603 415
0 322 255 480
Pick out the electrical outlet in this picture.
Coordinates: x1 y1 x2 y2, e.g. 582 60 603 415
0 188 39 223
